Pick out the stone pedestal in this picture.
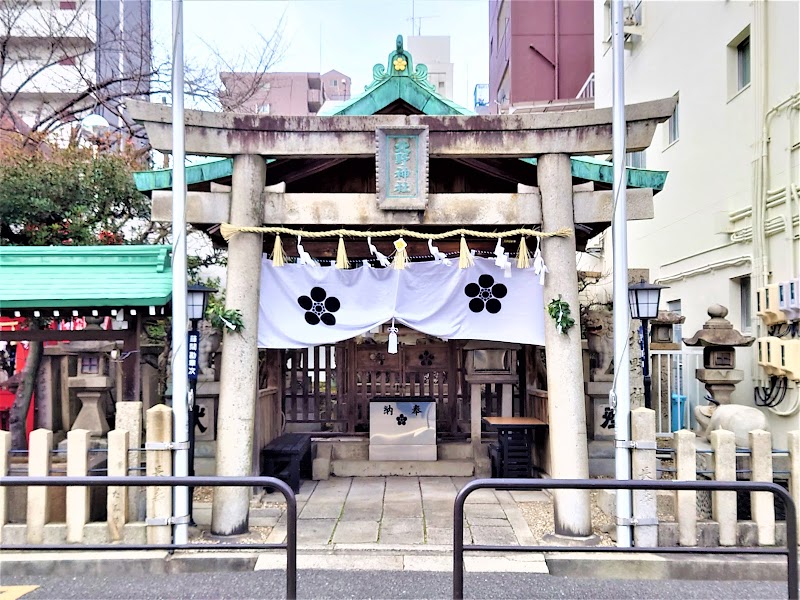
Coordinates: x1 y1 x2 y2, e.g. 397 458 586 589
71 390 111 436
694 368 743 405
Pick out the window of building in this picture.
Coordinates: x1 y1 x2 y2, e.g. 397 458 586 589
603 1 612 43
59 1 77 9
737 37 750 90
331 79 338 88
666 100 679 145
727 26 751 98
625 151 646 169
737 276 752 332
258 103 270 114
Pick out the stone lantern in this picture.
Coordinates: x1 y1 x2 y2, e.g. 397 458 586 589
649 310 686 348
68 345 113 436
682 304 754 404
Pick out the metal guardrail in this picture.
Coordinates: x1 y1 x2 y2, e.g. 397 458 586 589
0 475 297 599
453 478 798 600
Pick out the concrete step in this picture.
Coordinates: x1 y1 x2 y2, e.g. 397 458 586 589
331 459 474 477
318 439 474 462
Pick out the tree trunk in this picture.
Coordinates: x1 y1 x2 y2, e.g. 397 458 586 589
10 330 44 450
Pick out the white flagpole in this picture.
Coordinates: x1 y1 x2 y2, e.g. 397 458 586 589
611 0 633 547
171 0 189 545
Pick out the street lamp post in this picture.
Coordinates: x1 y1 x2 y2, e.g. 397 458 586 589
187 283 216 524
628 279 668 410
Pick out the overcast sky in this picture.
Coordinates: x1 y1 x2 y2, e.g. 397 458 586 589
151 0 489 109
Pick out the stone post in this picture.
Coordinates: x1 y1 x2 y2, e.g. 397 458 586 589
146 405 172 544
27 428 52 544
66 429 91 543
470 383 481 457
710 429 737 546
115 402 143 521
631 408 657 547
749 429 775 546
212 154 266 536
501 385 513 417
675 429 697 547
0 430 10 542
107 429 129 542
789 431 799 539
538 153 592 539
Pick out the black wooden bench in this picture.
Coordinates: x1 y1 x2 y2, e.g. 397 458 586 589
261 433 312 494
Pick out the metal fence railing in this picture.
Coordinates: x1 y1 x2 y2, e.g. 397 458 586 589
453 478 798 600
0 475 297 599
650 349 703 434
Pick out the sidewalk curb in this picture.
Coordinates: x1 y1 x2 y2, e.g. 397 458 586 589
1 548 793 581
544 552 793 582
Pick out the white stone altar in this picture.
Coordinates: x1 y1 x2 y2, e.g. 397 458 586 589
369 397 436 461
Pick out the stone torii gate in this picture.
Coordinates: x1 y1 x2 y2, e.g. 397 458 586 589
128 45 674 541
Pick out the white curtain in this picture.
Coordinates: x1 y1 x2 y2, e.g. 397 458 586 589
257 256 545 348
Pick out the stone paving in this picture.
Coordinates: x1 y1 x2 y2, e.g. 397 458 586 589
250 476 538 548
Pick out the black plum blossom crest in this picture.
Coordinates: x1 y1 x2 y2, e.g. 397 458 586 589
396 414 408 426
298 287 341 326
464 274 507 314
419 350 435 366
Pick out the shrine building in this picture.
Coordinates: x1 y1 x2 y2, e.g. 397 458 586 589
130 36 674 541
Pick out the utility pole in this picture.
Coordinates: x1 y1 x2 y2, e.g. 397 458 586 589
171 0 190 546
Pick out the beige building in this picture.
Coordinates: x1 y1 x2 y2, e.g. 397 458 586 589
219 70 351 116
591 1 800 445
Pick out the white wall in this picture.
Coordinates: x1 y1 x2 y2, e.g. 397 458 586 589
591 1 800 445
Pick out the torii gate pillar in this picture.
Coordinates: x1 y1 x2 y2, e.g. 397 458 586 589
538 153 595 541
211 155 266 536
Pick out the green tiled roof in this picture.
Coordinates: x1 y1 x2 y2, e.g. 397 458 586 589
134 158 233 192
0 245 173 309
325 37 474 117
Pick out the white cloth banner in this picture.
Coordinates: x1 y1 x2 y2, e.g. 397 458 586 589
257 256 545 348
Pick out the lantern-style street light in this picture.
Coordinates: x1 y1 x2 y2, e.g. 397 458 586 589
188 284 215 325
187 283 216 524
628 279 668 410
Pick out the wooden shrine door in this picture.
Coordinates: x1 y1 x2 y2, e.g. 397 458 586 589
339 341 463 434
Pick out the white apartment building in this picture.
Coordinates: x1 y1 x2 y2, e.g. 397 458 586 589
406 36 454 100
592 1 800 445
0 0 150 138
0 0 96 132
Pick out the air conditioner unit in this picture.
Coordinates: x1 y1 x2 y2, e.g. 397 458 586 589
765 284 788 324
779 279 800 321
780 339 800 381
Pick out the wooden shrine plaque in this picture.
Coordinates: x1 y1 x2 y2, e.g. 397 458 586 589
375 126 429 210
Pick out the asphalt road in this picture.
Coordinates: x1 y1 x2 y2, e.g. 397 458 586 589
1 570 789 599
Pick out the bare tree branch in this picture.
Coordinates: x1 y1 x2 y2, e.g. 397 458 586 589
0 0 287 148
